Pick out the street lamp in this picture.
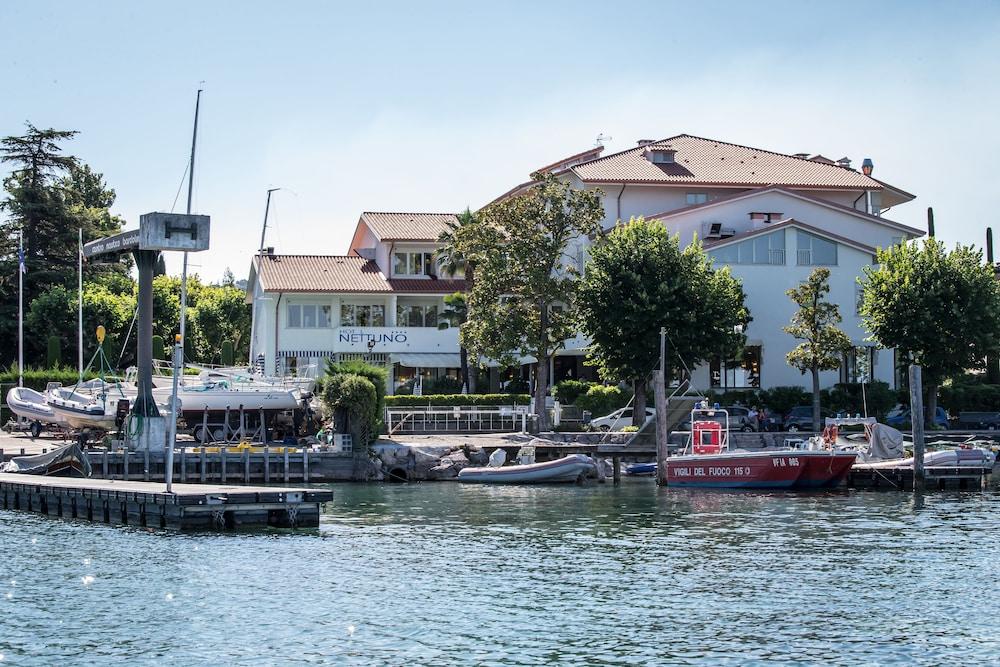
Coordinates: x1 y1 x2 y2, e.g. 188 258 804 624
861 158 874 177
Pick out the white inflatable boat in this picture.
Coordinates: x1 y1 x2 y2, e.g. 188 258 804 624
5 386 69 427
458 453 597 484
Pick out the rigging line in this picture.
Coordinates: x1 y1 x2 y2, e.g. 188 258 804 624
170 161 190 213
117 306 139 367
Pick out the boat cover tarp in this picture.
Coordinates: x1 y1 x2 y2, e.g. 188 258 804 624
0 443 92 478
868 423 904 460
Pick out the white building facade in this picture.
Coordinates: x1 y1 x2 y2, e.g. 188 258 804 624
248 134 922 394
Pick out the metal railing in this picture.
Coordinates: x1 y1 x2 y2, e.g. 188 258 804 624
386 405 531 435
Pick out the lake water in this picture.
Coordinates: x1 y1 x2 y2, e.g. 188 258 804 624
1 481 998 666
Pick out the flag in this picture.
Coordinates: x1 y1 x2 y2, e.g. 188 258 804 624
17 245 26 275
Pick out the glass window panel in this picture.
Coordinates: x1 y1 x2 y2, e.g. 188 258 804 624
356 305 371 327
813 236 837 265
371 305 385 326
406 305 423 327
302 305 317 328
710 246 738 264
424 305 438 328
320 305 332 327
396 304 407 326
422 253 433 275
340 304 355 326
393 253 406 276
753 236 770 264
737 240 753 264
288 304 301 328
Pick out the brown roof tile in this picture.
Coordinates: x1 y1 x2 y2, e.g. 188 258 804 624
571 134 885 190
388 278 469 293
360 212 458 241
256 255 390 293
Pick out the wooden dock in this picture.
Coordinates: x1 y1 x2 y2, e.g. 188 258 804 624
0 473 332 530
847 465 992 491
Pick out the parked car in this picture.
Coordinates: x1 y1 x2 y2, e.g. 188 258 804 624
782 406 834 432
885 406 950 429
589 407 656 431
678 405 758 432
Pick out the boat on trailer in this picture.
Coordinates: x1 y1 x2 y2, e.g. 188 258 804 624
663 402 857 489
5 386 69 433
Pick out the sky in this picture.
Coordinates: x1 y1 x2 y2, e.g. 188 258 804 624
2 1 999 282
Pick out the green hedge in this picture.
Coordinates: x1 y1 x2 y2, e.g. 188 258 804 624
940 382 1000 413
385 393 531 407
552 380 596 405
0 366 99 393
576 385 631 417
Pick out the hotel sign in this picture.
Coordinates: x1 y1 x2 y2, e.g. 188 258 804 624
330 327 458 353
338 329 409 345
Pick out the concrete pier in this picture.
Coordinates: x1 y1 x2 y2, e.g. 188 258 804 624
0 472 332 530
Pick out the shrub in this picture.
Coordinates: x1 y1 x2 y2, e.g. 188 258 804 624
384 393 531 407
759 386 810 416
46 336 61 368
221 340 235 366
321 373 379 444
576 384 631 418
822 382 896 420
940 382 1000 413
621 425 639 433
151 335 165 361
552 380 596 405
0 364 98 392
325 360 387 431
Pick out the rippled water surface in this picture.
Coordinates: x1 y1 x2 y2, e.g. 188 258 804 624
1 481 998 665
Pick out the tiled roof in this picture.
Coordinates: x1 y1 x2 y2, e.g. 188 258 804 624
571 134 885 189
253 255 470 294
360 212 458 241
255 255 390 293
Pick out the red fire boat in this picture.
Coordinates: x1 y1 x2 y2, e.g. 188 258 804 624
664 403 857 489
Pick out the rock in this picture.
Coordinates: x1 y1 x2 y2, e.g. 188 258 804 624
467 447 489 465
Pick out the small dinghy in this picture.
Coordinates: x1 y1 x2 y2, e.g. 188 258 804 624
5 386 69 429
624 462 657 476
46 384 123 430
1 442 92 477
458 447 596 484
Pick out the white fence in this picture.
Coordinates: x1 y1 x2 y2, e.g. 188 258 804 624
386 405 532 435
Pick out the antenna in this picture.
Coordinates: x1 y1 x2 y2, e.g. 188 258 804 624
259 188 282 252
595 133 612 147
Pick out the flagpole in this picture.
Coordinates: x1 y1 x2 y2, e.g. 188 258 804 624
78 228 83 385
18 231 24 388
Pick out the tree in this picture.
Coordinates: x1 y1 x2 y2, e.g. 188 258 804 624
0 124 126 365
440 292 471 391
191 284 252 364
784 268 852 431
438 208 478 390
861 239 1000 426
457 172 603 430
578 218 749 426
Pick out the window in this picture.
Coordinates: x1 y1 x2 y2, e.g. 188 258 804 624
341 304 385 327
393 252 434 276
855 282 864 316
796 231 837 266
686 193 708 205
396 304 439 327
841 346 876 384
710 346 761 388
710 230 785 265
288 303 332 329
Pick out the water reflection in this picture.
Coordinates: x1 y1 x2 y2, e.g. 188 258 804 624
0 481 998 665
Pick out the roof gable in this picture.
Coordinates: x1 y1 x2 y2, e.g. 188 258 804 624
253 254 469 294
571 134 894 191
648 185 923 236
704 218 877 256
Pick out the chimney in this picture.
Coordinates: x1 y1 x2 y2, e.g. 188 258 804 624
265 246 275 255
861 158 874 177
927 208 935 237
836 156 852 169
987 227 994 264
637 139 656 147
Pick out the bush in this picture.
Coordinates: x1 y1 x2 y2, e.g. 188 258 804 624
321 373 379 444
940 382 1000 413
821 382 896 420
576 384 631 418
221 340 235 366
552 380 596 405
385 393 531 407
46 336 61 368
0 365 98 392
325 360 387 431
151 335 165 361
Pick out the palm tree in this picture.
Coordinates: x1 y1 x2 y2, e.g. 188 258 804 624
437 208 477 390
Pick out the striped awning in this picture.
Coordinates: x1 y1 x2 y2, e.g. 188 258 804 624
278 350 335 358
393 353 462 369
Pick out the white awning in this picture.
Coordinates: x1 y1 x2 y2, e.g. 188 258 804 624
479 355 537 368
393 353 462 369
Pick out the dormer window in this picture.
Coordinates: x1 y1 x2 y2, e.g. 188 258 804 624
646 147 677 164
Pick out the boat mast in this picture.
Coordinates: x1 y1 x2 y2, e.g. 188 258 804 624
18 230 24 388
78 227 83 384
178 87 202 360
249 188 280 367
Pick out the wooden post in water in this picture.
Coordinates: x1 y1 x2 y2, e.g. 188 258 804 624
220 446 228 483
612 456 621 484
199 446 206 482
243 447 250 484
654 368 669 486
303 447 310 483
283 448 290 483
263 446 270 484
180 447 187 483
909 364 926 491
123 450 130 481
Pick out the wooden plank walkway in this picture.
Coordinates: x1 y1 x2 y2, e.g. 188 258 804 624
0 473 332 530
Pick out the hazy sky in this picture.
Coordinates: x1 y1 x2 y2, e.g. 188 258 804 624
2 1 999 281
